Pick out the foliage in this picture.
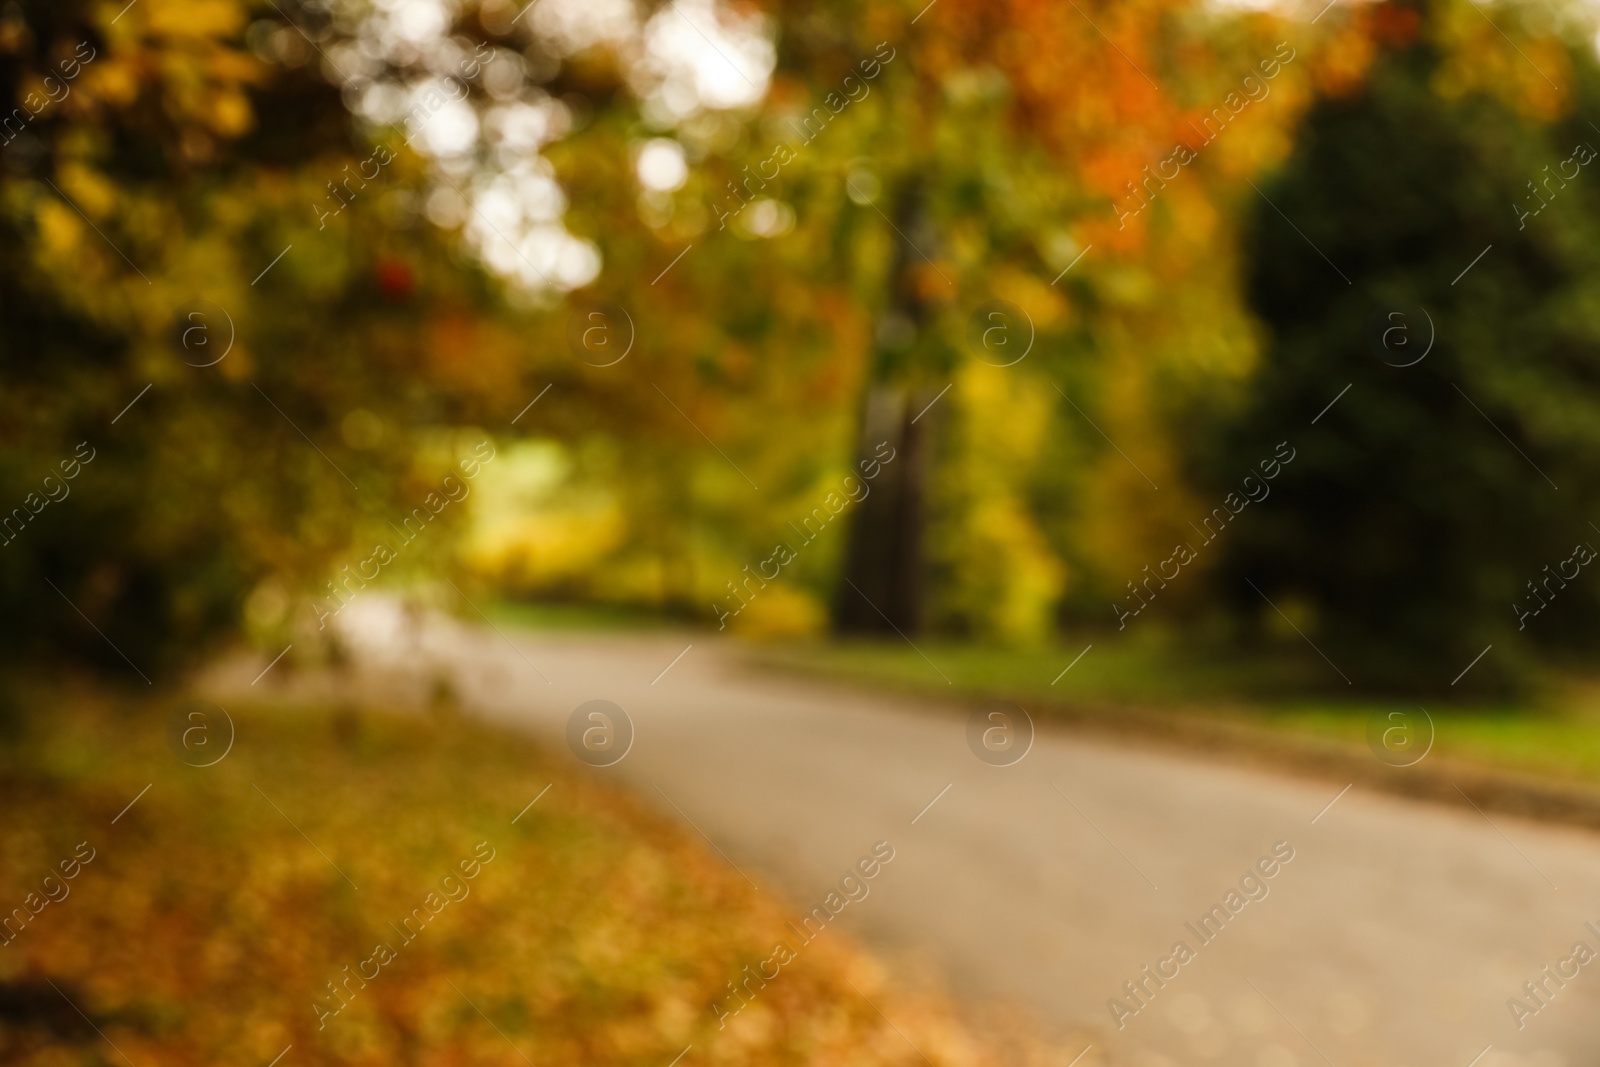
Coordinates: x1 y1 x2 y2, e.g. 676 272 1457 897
479 0 1328 638
1197 0 1600 692
0 0 518 677
6 0 1600 691
0 680 1019 1066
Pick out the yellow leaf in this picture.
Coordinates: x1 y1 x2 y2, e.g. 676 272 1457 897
209 90 253 136
36 199 82 258
58 162 118 218
149 0 245 37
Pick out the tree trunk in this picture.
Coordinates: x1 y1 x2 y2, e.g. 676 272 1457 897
835 386 932 633
834 180 938 635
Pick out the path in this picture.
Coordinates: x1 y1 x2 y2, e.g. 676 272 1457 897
313 601 1600 1067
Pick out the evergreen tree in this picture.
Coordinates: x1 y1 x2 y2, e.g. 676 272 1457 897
1200 0 1600 692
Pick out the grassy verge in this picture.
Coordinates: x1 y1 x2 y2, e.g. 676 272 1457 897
487 598 679 633
748 638 1600 789
0 679 1024 1067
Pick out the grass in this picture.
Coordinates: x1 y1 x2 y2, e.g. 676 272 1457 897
0 678 1024 1067
487 598 680 633
748 636 1600 788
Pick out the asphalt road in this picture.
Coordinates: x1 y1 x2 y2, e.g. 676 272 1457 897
318 601 1600 1067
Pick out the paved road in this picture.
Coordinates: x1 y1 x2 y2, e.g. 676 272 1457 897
321 601 1600 1067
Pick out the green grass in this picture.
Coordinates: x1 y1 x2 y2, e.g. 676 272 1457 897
487 597 681 632
750 637 1600 788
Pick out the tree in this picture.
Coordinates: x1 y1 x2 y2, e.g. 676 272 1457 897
1197 0 1600 692
0 0 519 677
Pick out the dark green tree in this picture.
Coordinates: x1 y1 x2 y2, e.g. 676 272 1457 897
1197 0 1600 693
